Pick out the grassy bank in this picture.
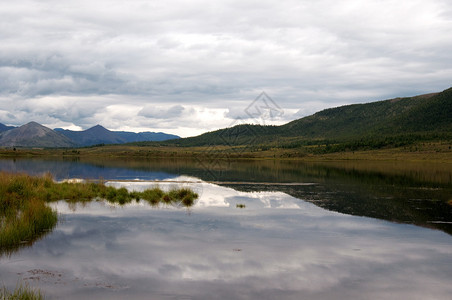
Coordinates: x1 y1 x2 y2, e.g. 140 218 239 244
0 173 58 255
0 172 198 255
1 139 451 163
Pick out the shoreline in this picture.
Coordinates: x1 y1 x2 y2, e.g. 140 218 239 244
1 143 451 163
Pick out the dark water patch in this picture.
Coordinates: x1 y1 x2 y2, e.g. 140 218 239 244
224 182 452 235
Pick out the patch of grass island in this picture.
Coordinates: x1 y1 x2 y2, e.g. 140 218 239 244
0 172 198 255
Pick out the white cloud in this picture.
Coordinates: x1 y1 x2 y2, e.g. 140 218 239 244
0 0 451 136
138 105 185 119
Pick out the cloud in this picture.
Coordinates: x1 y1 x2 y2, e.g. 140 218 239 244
138 105 186 119
224 107 254 120
0 0 452 136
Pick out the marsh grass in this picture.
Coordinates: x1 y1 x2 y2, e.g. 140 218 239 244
105 186 198 208
0 282 44 300
171 188 198 207
0 172 198 254
140 188 164 206
0 173 59 254
0 198 57 256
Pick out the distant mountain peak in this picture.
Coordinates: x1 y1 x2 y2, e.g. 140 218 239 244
25 121 41 126
91 124 106 129
0 122 75 148
19 121 54 136
86 124 110 133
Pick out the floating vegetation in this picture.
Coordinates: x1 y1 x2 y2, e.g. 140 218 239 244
236 204 246 208
0 172 198 255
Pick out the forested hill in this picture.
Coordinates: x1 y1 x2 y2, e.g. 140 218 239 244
148 87 452 147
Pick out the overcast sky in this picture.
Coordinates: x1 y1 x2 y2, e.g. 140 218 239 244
1 0 451 137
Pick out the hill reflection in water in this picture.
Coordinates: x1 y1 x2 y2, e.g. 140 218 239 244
1 157 451 234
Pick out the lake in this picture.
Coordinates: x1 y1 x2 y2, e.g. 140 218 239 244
1 157 452 299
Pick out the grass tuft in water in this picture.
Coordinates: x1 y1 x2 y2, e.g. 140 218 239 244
105 187 131 205
178 188 198 207
0 282 44 300
140 188 164 206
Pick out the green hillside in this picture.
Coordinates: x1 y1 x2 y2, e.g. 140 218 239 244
282 93 437 139
136 87 452 149
385 88 452 133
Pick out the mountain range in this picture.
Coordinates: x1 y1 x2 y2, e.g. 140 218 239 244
0 123 180 148
54 125 179 146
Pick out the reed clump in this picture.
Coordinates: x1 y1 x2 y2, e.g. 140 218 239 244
0 282 44 300
0 173 58 253
140 188 164 206
168 188 198 207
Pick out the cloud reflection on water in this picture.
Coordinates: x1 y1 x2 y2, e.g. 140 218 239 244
106 177 312 210
1 181 452 299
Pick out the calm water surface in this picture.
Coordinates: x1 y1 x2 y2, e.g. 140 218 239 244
1 158 451 299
